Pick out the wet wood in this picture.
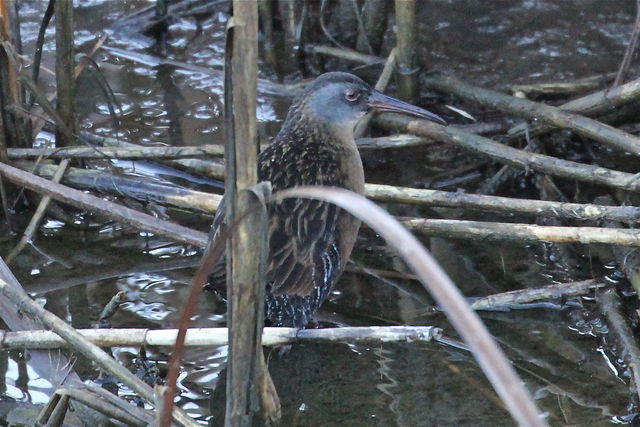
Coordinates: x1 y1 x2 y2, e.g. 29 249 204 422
377 114 640 194
597 288 640 400
20 160 223 214
4 159 70 265
470 279 608 311
0 161 209 246
424 73 640 156
0 275 198 427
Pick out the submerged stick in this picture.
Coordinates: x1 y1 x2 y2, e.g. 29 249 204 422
597 288 640 400
5 159 70 264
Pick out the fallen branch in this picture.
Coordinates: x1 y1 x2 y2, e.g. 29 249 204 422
509 73 616 97
7 144 225 159
470 279 608 311
308 44 385 65
21 161 221 214
366 183 640 223
402 218 640 246
0 326 443 349
377 114 640 194
423 73 640 156
0 162 208 246
0 276 199 427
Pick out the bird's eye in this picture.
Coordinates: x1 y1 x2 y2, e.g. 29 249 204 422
344 88 359 102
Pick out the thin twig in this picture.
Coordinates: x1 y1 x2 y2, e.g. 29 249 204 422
5 159 70 264
614 0 640 86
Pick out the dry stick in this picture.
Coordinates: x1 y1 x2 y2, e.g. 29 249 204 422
54 0 75 147
394 0 418 102
470 279 608 311
423 73 640 156
309 44 385 65
376 114 640 193
401 218 640 246
510 72 616 97
7 144 225 159
0 162 209 246
0 277 198 427
5 159 70 264
614 0 640 86
20 161 222 213
597 288 640 400
85 132 227 180
21 161 640 246
274 187 546 426
224 3 278 425
366 183 640 223
0 326 442 349
357 133 436 149
53 388 148 427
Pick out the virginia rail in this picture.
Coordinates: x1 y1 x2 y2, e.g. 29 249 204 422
207 72 445 328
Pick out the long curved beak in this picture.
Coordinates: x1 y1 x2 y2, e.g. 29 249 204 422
368 90 446 125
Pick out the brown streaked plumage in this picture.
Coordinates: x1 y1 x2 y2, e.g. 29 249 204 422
206 72 445 328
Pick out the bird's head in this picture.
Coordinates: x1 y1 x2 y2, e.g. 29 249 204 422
295 72 445 140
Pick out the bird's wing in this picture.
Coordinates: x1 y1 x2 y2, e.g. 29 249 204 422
266 196 340 296
206 195 340 297
205 196 228 291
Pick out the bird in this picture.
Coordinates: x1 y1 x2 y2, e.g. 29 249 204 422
206 71 445 328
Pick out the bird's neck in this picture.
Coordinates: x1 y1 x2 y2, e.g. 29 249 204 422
274 107 364 194
279 104 356 153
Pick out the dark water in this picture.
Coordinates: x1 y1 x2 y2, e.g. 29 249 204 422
1 0 638 425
